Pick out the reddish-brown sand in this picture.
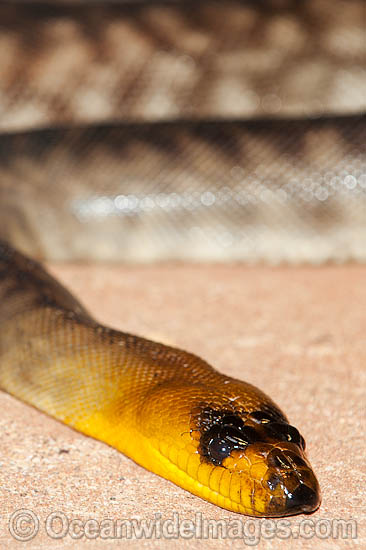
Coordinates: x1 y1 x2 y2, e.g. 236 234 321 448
1 264 364 549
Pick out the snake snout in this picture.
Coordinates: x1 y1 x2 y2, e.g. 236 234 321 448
285 483 320 514
265 447 321 516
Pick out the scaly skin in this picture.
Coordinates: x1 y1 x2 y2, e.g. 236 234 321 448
0 241 320 516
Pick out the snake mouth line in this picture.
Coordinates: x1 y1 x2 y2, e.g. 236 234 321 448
147 440 257 515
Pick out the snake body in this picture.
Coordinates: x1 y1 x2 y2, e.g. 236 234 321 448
2 0 363 519
1 115 365 263
1 0 365 264
0 240 320 516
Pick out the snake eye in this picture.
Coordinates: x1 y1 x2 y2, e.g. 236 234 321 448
267 422 305 449
204 424 254 465
208 437 233 462
199 410 259 465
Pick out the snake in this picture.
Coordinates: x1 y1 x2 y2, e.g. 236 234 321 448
0 240 320 516
0 0 364 519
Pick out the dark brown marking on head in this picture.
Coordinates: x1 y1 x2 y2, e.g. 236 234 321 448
192 404 305 466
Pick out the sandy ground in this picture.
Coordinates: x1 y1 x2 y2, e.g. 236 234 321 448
0 264 364 549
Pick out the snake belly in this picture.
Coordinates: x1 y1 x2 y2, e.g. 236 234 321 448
0 241 320 516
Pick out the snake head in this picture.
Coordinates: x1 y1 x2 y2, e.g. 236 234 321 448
193 405 321 516
137 379 320 517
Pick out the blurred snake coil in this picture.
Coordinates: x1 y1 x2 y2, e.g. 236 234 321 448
0 0 365 516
